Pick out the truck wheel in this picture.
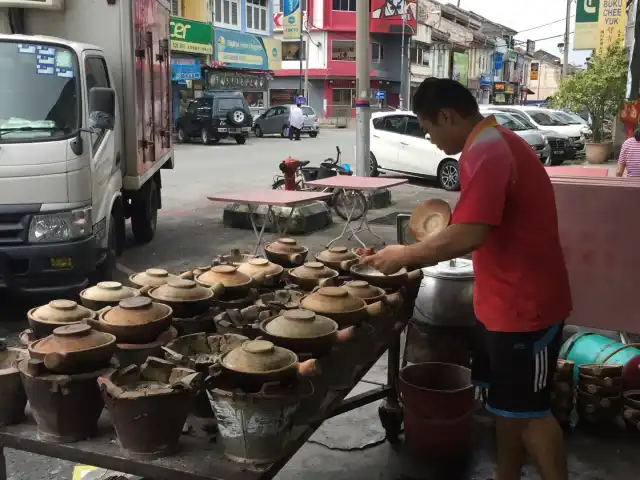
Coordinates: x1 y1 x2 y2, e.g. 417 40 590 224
177 127 189 143
131 179 158 244
235 135 246 145
93 213 117 282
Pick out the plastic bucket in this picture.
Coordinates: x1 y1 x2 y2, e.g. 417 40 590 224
399 362 473 419
403 405 473 457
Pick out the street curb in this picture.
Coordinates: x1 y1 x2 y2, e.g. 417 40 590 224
223 201 333 235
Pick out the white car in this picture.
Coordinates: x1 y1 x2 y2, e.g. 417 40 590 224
369 111 461 191
483 110 551 164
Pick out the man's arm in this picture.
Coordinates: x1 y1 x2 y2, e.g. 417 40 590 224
617 141 628 177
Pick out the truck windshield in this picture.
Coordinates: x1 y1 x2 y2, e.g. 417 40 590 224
0 41 79 142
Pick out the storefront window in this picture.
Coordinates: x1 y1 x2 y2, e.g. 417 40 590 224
282 41 306 61
244 91 265 108
371 42 383 63
332 41 356 61
332 88 355 108
410 43 430 66
270 89 297 106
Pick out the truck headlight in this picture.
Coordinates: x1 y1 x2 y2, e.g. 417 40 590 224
28 207 92 243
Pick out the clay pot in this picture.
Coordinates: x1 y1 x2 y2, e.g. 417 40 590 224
556 359 575 377
350 264 423 290
341 280 403 309
579 373 622 394
163 332 249 373
623 390 640 410
314 246 359 272
129 268 179 289
260 309 354 356
28 323 116 374
216 339 317 391
264 238 308 267
0 344 29 426
27 300 95 339
114 327 179 368
300 286 386 327
623 405 640 430
148 278 222 319
79 281 141 311
19 360 109 442
287 262 339 291
98 358 202 458
237 258 284 286
18 329 36 347
93 297 173 344
195 265 256 299
578 363 623 379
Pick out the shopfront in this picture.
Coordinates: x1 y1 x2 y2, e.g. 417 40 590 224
211 29 281 115
170 17 213 126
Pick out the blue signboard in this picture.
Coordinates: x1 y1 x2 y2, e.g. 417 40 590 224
479 74 492 87
214 29 281 70
296 96 307 105
494 54 503 71
171 58 201 81
375 90 386 100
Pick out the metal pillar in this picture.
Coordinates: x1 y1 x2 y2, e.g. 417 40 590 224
355 0 371 177
562 0 572 77
400 11 406 110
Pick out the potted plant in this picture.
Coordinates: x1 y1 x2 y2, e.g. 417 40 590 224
550 43 628 164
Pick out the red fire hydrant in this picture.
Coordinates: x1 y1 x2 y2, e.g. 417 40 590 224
279 157 299 191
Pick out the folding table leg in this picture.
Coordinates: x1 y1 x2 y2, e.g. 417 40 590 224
276 206 297 236
378 330 403 444
326 194 365 248
247 204 271 256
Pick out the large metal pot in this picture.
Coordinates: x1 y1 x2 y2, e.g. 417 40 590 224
413 258 475 326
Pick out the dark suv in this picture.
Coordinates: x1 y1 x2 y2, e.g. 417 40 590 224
176 91 253 145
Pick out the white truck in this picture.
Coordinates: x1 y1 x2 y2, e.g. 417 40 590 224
0 0 173 294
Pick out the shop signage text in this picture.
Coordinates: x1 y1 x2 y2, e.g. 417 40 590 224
171 58 202 81
215 29 281 70
596 0 627 55
205 70 268 90
493 82 506 93
170 17 213 55
283 0 301 39
575 0 600 50
530 62 539 81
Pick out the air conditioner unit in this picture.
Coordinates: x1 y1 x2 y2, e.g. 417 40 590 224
0 0 64 10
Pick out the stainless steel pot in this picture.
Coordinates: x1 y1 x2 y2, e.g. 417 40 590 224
412 258 475 326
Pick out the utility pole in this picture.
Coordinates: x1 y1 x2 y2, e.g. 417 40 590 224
304 28 310 101
400 10 406 109
355 0 370 176
299 26 304 95
562 0 571 77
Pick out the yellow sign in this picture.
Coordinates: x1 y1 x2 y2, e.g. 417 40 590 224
283 0 301 40
596 0 627 55
575 22 599 49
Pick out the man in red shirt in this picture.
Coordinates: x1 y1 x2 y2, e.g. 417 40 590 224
363 78 572 480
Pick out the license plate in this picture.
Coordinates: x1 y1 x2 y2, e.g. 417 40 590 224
229 128 242 133
50 257 73 269
553 150 564 156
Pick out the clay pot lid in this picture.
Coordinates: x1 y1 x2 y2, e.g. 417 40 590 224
222 339 297 374
31 299 93 324
266 238 307 254
290 262 338 280
29 323 115 355
265 309 338 339
150 278 213 302
316 246 357 263
102 296 170 326
81 281 139 302
197 265 252 287
300 286 365 314
130 268 178 287
409 199 452 242
237 258 283 277
342 280 384 299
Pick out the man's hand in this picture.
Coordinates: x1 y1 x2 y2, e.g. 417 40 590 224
360 245 408 275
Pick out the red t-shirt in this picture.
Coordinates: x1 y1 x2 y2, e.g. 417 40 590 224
451 115 572 332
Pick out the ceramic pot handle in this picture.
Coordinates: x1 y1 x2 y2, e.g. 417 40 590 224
297 358 319 376
85 317 104 331
252 271 267 285
288 253 303 265
382 292 403 309
365 300 386 318
209 282 225 298
317 277 333 288
335 326 356 344
340 258 358 271
43 351 67 371
138 285 153 296
26 358 45 376
180 270 195 279
406 269 423 283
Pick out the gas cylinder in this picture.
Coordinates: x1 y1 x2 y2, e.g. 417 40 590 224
560 332 640 390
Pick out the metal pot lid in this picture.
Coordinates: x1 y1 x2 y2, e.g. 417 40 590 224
300 286 365 313
81 281 139 302
102 296 171 326
197 265 252 287
316 246 357 263
222 339 297 374
266 237 307 254
150 279 213 302
29 324 114 355
290 262 338 279
130 268 179 287
264 309 337 339
422 258 474 279
31 299 94 324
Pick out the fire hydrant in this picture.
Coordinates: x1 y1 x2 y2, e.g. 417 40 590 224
279 157 299 191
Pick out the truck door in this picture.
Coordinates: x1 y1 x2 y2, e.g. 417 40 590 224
83 54 117 249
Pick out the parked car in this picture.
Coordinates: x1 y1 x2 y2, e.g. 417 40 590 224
553 110 590 127
176 91 253 145
369 111 461 191
253 105 320 138
483 110 551 164
480 106 575 165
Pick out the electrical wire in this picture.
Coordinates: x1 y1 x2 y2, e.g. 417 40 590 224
517 15 575 34
532 31 574 42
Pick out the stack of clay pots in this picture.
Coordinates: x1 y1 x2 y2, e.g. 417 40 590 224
576 363 623 425
551 360 575 426
622 390 640 432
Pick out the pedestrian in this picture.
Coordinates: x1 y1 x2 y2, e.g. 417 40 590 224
362 78 571 480
616 129 640 177
288 102 304 141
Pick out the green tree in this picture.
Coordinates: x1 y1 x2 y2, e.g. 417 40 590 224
550 42 628 143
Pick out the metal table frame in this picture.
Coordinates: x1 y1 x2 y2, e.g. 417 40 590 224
207 189 334 255
304 177 408 248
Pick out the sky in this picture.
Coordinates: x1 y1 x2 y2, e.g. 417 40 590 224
441 0 591 66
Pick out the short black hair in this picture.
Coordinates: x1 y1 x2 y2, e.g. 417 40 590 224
412 78 479 122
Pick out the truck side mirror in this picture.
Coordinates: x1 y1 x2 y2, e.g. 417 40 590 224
89 87 116 131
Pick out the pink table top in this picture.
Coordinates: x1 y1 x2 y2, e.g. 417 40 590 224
207 188 333 207
545 167 609 178
305 176 408 190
